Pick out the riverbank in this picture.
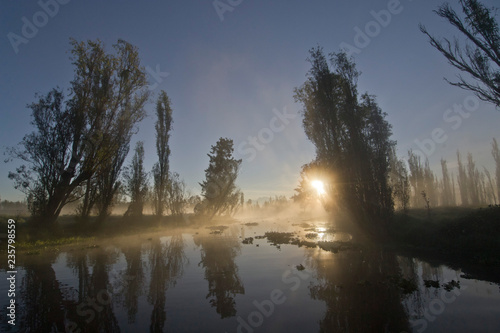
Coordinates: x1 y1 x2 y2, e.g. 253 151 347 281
387 205 500 282
3 206 499 272
0 213 223 253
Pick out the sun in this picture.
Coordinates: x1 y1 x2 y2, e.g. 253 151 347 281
311 180 326 196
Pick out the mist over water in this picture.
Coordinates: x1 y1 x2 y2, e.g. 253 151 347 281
1 210 499 332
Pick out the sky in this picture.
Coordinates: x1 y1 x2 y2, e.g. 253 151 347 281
0 0 499 202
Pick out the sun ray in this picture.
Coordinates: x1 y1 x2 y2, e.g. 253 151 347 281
311 180 326 195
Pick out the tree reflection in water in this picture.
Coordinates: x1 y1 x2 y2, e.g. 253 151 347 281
64 247 121 332
194 226 245 318
148 233 187 332
18 252 66 332
306 246 411 332
116 237 145 323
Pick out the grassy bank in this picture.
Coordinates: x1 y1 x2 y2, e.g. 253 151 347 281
388 205 500 279
0 213 221 252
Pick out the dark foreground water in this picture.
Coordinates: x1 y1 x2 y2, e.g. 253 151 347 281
1 217 499 332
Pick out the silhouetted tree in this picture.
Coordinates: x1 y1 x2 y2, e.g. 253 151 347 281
467 152 481 205
294 47 395 230
457 151 469 205
483 167 497 204
166 171 187 216
7 39 149 225
199 138 242 218
389 149 410 213
423 159 437 207
124 142 149 216
420 0 500 107
441 159 455 206
407 150 425 208
492 138 500 200
293 161 335 211
152 91 174 217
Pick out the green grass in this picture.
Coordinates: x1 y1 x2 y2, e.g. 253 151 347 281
17 236 95 251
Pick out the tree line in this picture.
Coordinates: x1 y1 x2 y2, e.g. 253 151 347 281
389 143 500 212
6 0 498 230
6 39 242 226
292 0 499 232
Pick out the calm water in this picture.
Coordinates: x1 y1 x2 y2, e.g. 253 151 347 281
1 218 499 332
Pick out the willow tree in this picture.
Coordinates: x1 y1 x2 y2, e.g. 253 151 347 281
294 47 395 230
152 91 174 217
7 39 149 225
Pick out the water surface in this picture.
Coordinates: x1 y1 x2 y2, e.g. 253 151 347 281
1 218 499 332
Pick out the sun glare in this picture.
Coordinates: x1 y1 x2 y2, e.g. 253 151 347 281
311 180 326 195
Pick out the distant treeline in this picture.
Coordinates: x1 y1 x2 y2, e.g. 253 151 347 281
0 198 29 215
391 143 500 211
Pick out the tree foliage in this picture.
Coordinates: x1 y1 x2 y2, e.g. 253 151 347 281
294 47 395 228
389 149 410 213
492 138 500 200
123 142 149 217
7 39 148 224
199 138 242 218
420 0 500 107
152 91 174 216
166 172 187 216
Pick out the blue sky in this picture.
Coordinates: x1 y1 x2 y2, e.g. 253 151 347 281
1 0 499 201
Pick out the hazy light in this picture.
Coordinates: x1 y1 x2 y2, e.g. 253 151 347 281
311 180 326 195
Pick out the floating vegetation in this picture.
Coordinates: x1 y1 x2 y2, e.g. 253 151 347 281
258 231 352 251
305 233 318 239
388 275 418 295
443 280 460 291
242 237 254 244
265 232 295 245
292 223 313 228
424 279 440 288
206 225 228 234
317 241 354 253
206 225 228 231
294 240 317 248
243 222 259 226
296 264 305 271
